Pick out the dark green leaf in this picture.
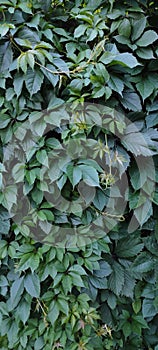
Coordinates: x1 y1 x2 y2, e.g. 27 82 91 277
24 273 40 298
25 68 44 96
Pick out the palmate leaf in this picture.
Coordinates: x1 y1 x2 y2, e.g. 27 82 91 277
115 236 144 258
0 0 158 348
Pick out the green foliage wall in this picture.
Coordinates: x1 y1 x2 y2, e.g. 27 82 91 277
0 0 158 349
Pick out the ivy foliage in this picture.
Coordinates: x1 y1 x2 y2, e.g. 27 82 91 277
0 0 158 349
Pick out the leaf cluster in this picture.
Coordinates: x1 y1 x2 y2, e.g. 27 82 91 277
0 0 158 349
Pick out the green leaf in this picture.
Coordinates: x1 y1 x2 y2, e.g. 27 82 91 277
0 114 11 129
136 78 154 101
129 160 150 190
79 165 100 187
118 18 131 38
95 261 112 277
136 30 158 47
122 322 131 338
93 189 108 211
25 68 44 96
69 79 83 93
41 210 54 221
69 272 85 287
99 51 116 65
61 275 72 294
115 236 143 258
36 150 48 167
129 191 146 210
72 167 82 188
120 91 142 111
13 72 24 97
121 272 135 299
27 52 35 70
134 200 153 226
41 64 59 87
108 74 124 95
30 113 46 136
132 300 141 314
89 276 107 289
32 188 43 204
0 97 4 107
108 261 125 296
12 163 25 182
69 265 87 275
74 24 87 38
53 57 69 74
136 47 154 60
48 301 59 325
14 38 32 48
57 297 69 316
131 17 147 41
131 252 154 274
18 26 40 45
113 52 139 68
18 2 33 14
87 28 98 42
122 125 156 156
10 276 24 308
24 273 40 298
92 86 106 98
142 298 158 318
107 293 117 309
114 34 133 47
3 185 17 211
0 42 13 73
0 23 15 37
78 182 96 205
18 53 28 74
6 87 15 101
